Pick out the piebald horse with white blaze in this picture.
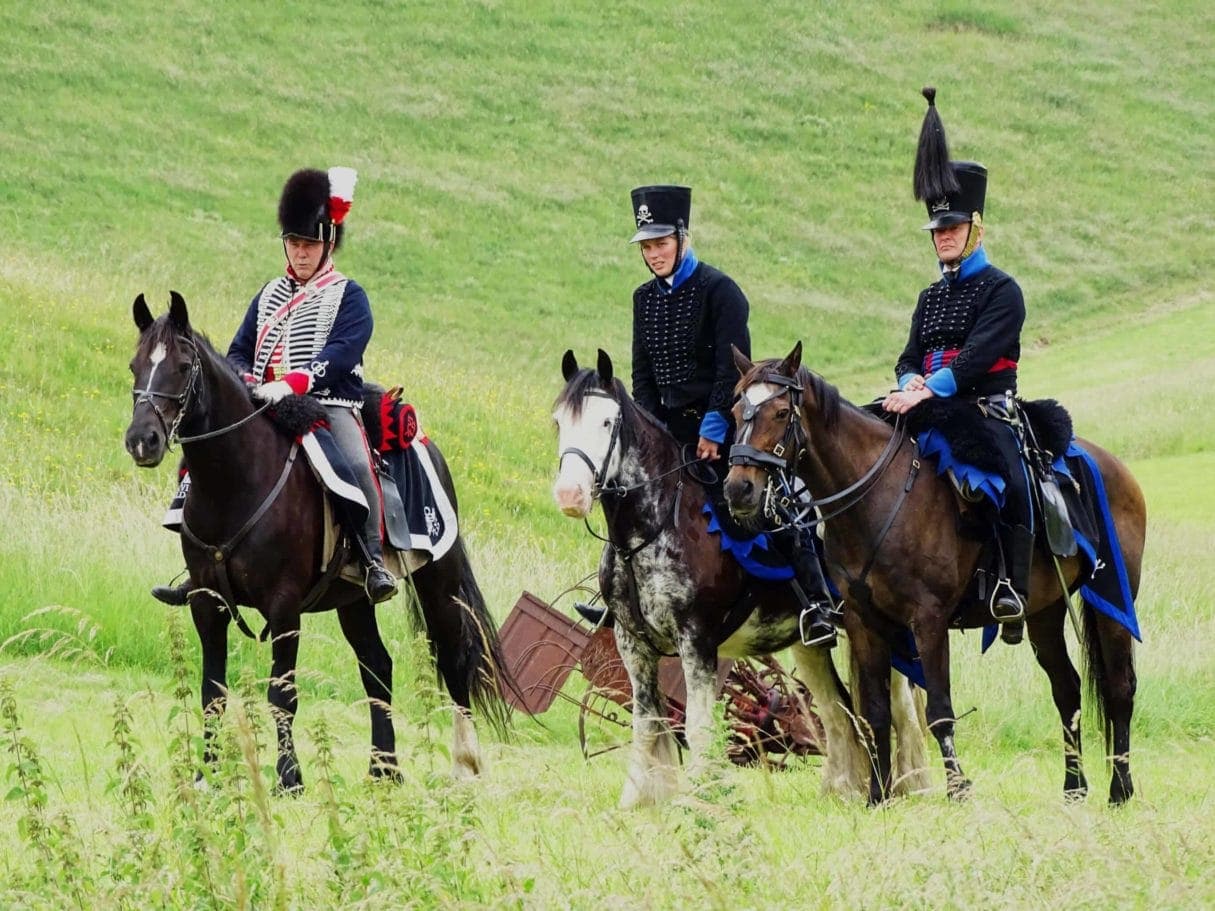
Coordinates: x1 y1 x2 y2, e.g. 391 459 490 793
551 349 931 807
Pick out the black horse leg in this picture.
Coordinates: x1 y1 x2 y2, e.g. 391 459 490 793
1094 612 1137 804
850 624 894 805
266 612 304 794
189 594 231 771
335 597 399 780
1026 600 1087 798
913 619 971 799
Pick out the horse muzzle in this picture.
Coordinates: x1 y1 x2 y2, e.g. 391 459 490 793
125 424 166 468
723 466 764 519
553 479 592 518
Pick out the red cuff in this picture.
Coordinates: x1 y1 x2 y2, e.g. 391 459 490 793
283 371 312 395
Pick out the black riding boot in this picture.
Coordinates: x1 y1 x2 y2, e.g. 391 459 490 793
993 524 1033 644
574 602 613 628
151 580 192 606
777 528 839 648
354 532 399 604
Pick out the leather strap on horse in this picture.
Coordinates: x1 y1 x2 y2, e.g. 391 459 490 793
831 446 922 610
180 441 300 640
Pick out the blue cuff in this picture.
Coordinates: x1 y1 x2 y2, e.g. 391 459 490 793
898 372 919 391
698 410 729 443
925 368 957 398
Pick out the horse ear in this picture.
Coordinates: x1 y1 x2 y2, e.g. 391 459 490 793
732 344 753 377
561 349 579 381
782 341 803 375
133 294 153 333
596 349 614 386
168 290 190 331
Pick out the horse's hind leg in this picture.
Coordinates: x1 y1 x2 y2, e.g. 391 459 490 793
1026 599 1087 798
889 671 933 796
1092 611 1137 804
265 609 304 794
336 598 399 780
790 641 869 799
189 594 232 774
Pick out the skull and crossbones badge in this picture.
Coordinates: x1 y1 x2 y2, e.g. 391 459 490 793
635 204 653 227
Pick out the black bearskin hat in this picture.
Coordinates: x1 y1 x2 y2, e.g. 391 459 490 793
629 185 692 243
913 88 986 230
278 167 357 250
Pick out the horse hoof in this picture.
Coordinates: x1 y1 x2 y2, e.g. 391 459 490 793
947 777 972 801
1063 787 1088 803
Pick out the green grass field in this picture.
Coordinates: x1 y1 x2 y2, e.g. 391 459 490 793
1 1 1213 906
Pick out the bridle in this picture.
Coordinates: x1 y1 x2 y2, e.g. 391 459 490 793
728 372 909 529
131 334 270 449
131 336 203 449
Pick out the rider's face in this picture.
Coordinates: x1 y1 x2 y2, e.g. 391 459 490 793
639 234 680 278
931 221 973 265
284 236 326 281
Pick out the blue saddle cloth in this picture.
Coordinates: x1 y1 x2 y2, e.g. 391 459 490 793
702 501 794 582
893 436 1141 686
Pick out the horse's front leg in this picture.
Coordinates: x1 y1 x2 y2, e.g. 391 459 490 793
335 597 400 780
189 593 231 773
615 628 678 808
849 622 895 805
266 609 304 794
676 630 721 781
912 616 970 799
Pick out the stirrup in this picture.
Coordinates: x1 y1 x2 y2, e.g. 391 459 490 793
364 563 399 604
989 579 1025 623
799 604 837 648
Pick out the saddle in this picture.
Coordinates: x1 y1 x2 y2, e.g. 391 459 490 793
897 395 1078 557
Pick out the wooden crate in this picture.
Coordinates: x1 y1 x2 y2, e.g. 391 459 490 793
498 591 592 714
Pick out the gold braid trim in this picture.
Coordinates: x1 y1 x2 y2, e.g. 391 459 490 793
961 211 984 259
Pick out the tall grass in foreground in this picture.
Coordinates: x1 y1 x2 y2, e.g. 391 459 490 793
4 609 1215 908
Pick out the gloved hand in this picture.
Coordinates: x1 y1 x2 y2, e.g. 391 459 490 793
253 380 296 403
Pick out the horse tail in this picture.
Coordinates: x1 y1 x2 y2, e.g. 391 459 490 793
444 534 515 738
1080 598 1113 762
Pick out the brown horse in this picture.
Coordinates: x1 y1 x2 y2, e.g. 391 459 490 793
124 292 510 791
723 342 1144 805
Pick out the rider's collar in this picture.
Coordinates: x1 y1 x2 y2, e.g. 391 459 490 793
286 260 335 285
941 244 988 284
659 247 698 293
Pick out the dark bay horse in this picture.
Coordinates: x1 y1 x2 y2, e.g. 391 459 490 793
552 349 931 807
124 292 509 791
724 343 1145 804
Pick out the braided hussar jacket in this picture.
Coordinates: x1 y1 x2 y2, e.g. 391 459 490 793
631 262 750 417
228 269 373 407
895 263 1024 398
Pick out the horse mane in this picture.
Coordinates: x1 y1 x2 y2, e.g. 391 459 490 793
553 368 671 452
144 315 243 387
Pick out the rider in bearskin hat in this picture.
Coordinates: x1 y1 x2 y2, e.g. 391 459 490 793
153 167 398 605
883 88 1032 644
575 185 839 647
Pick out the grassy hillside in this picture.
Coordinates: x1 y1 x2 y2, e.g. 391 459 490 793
0 0 1212 906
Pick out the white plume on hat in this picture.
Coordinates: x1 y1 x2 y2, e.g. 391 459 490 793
327 167 358 224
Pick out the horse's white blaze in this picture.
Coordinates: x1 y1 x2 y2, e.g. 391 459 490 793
736 381 781 448
552 397 621 517
143 341 167 391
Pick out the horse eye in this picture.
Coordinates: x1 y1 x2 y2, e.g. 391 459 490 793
776 408 790 420
602 418 612 429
